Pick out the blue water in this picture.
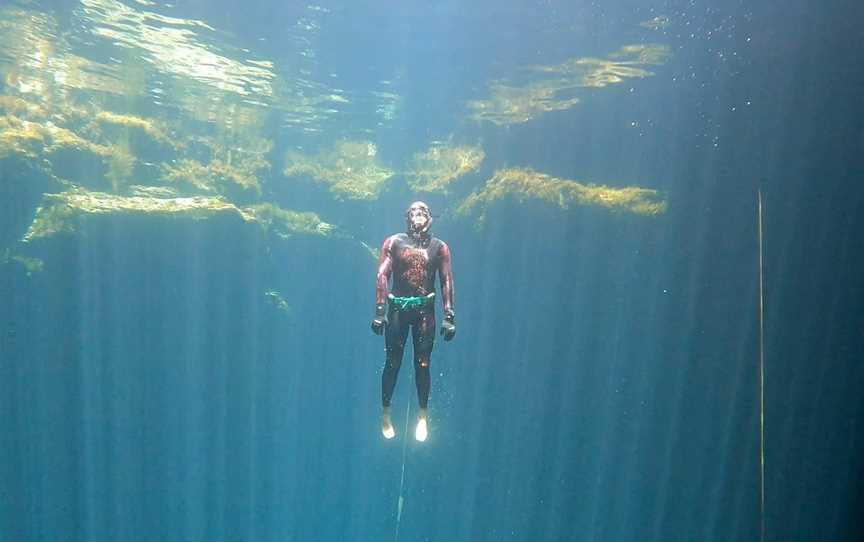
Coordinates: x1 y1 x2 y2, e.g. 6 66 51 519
1 1 862 541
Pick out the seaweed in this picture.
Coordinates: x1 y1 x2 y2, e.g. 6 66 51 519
455 167 667 228
283 140 393 201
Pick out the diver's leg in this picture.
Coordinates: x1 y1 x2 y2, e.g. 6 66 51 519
382 308 409 439
411 310 436 441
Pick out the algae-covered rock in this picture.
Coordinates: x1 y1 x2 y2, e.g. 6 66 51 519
639 16 671 30
22 189 340 244
0 116 48 159
264 289 292 315
0 115 111 161
0 95 46 119
22 189 257 242
245 203 339 240
455 167 667 227
1 248 43 275
0 113 138 191
160 134 271 201
535 44 671 89
407 144 485 193
127 185 182 198
94 111 176 146
467 80 581 126
92 111 173 147
283 140 393 201
88 111 179 170
468 44 671 125
161 158 262 199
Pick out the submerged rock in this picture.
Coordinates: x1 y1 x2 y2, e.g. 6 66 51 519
22 189 338 243
283 140 393 201
407 144 485 193
468 44 671 125
1 248 43 276
455 167 667 228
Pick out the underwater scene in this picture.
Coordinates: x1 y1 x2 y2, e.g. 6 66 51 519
1 0 862 541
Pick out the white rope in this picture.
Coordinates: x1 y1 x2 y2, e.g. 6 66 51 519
394 402 411 542
758 188 766 542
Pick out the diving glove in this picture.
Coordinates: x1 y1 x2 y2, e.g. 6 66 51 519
440 309 456 341
371 304 387 335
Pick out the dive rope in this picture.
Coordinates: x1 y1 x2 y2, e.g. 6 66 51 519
394 402 410 542
758 188 766 542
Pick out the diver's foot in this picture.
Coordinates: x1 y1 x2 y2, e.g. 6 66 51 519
415 409 429 442
381 407 395 439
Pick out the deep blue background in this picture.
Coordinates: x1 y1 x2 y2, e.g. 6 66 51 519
1 0 863 541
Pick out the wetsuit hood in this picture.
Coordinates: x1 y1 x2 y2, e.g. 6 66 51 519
405 201 432 237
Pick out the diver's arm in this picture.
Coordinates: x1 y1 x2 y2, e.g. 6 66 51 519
376 236 394 305
371 237 394 335
438 242 456 341
438 242 454 315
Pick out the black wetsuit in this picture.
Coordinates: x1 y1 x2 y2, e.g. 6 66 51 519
375 232 454 409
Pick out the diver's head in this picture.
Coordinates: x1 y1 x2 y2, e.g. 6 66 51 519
405 201 432 236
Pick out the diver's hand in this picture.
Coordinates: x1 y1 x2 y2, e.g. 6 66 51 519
371 304 387 335
440 310 456 341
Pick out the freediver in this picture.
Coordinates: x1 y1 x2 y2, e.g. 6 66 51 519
371 201 456 442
